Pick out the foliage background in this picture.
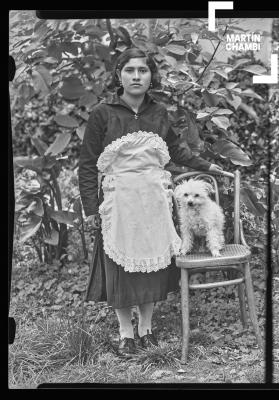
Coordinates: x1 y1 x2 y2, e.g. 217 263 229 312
9 12 279 386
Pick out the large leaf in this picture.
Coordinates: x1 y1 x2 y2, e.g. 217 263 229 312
191 32 199 44
116 26 132 46
47 208 78 226
226 82 239 90
53 114 79 128
31 137 48 156
228 95 242 110
166 44 186 56
240 187 266 217
27 197 44 217
76 125 86 141
232 58 251 70
164 55 177 68
240 89 264 101
14 155 57 172
241 65 267 75
61 41 79 56
19 190 40 203
239 103 259 121
213 109 234 116
43 56 59 64
95 44 111 61
47 41 62 61
18 214 42 243
43 229 59 245
84 24 103 37
73 197 83 216
201 29 224 41
149 90 170 104
45 132 72 156
32 65 52 97
202 71 215 87
18 83 35 102
15 202 29 212
202 90 221 107
212 139 252 166
13 156 45 172
212 69 229 80
60 77 86 100
91 82 104 96
78 92 98 108
196 112 210 119
211 116 231 130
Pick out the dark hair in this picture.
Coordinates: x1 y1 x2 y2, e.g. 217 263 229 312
112 48 161 93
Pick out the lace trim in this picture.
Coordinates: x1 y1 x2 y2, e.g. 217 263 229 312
161 170 173 214
97 131 170 174
102 235 181 273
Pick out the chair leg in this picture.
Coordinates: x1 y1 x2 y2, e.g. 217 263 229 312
244 262 264 349
237 281 248 328
180 268 190 364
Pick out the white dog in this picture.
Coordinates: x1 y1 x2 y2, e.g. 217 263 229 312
174 179 225 257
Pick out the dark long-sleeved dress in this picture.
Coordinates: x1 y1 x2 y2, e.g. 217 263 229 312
78 93 211 309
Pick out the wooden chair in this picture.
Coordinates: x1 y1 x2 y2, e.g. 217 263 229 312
172 169 264 364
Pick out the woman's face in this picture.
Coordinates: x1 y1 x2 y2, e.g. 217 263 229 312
119 57 152 97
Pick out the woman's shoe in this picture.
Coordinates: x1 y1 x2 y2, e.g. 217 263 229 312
139 329 159 349
118 337 136 357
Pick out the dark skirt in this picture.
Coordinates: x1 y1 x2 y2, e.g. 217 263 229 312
85 230 180 309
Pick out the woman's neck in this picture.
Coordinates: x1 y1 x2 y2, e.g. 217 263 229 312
120 92 145 113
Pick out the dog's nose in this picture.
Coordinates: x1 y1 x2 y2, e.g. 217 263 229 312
188 201 194 207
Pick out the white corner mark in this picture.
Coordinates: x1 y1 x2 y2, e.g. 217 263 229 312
208 1 234 32
253 54 279 84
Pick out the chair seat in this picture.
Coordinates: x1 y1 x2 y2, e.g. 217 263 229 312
176 244 251 268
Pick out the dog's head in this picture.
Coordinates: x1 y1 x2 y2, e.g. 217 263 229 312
174 179 214 209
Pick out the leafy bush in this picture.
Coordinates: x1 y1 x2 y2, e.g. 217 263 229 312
10 13 276 266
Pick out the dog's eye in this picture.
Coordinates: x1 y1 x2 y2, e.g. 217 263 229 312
183 193 188 197
194 194 199 197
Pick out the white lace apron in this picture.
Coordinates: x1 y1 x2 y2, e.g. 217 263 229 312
97 131 181 273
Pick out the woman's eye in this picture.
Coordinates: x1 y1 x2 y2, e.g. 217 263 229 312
184 193 188 197
194 194 199 197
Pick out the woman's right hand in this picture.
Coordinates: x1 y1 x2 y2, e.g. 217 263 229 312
86 214 101 229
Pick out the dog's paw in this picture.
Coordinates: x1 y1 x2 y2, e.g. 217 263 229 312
179 247 191 256
211 249 221 257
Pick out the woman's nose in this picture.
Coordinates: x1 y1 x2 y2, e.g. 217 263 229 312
133 71 140 80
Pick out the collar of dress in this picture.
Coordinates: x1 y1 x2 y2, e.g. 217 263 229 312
102 92 156 114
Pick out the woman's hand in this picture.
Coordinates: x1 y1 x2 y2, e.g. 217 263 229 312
209 163 223 173
86 214 101 229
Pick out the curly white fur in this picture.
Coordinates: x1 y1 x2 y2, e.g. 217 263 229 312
174 179 225 257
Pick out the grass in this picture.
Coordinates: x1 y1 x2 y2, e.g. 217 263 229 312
8 306 266 387
8 312 116 388
9 253 272 387
130 343 181 373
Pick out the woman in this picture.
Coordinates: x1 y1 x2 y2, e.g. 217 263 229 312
78 47 222 356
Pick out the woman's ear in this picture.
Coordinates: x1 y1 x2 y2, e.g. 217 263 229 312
116 70 122 84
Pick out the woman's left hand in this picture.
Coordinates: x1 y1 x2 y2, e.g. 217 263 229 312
209 163 223 173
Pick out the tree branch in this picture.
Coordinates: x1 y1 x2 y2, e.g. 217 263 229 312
183 25 229 94
106 19 116 49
